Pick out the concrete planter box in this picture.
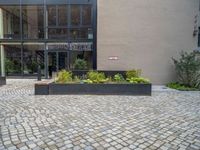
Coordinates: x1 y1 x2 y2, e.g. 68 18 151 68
35 83 152 96
35 82 49 95
0 77 6 86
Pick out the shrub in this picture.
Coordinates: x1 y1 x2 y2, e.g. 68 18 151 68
74 59 87 70
5 59 15 73
126 69 141 79
167 82 198 91
114 73 125 83
85 71 108 83
172 51 200 88
56 70 72 83
127 77 150 84
73 76 81 83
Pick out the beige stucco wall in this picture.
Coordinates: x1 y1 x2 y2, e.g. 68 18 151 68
97 0 199 84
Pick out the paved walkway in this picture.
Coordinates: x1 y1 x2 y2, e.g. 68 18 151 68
0 80 200 150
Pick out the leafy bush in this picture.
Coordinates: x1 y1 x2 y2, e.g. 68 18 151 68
114 73 125 83
127 77 150 84
56 70 72 83
74 59 87 70
73 76 81 83
5 59 15 73
85 71 109 83
172 51 200 88
126 69 141 79
167 82 198 91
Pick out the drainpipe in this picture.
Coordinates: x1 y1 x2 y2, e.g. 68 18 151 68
0 8 5 77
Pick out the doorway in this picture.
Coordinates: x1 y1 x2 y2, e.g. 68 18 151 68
48 51 69 78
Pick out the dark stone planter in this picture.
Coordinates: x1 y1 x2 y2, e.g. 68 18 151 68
35 83 151 96
35 83 49 95
0 77 6 86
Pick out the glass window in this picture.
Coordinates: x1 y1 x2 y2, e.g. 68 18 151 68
82 5 92 25
22 5 44 39
47 6 56 26
0 6 20 39
48 28 68 39
58 5 68 26
4 45 22 75
71 5 80 26
70 28 93 40
23 44 44 75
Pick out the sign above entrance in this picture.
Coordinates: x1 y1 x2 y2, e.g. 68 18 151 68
47 43 93 51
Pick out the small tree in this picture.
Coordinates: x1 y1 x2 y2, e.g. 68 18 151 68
74 59 87 70
172 51 200 88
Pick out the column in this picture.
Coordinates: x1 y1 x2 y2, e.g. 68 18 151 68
0 45 5 77
0 8 5 77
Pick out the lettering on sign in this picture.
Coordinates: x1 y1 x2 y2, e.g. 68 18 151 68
47 42 93 51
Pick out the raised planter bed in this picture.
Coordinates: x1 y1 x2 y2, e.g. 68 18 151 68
34 80 52 95
0 77 6 86
35 83 152 96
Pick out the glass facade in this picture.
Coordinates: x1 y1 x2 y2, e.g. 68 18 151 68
0 0 97 77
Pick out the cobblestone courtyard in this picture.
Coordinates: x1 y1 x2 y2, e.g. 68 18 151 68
0 79 200 150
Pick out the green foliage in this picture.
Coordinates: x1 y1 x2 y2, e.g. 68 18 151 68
73 76 81 83
29 61 38 73
114 73 125 82
126 69 141 79
167 82 198 91
74 59 87 70
85 71 109 83
172 51 200 88
127 77 150 84
5 59 15 73
83 79 93 84
56 70 72 83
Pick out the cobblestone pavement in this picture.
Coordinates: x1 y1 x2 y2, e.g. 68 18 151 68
0 80 200 150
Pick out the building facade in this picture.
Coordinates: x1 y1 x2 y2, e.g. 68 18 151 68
0 0 199 84
0 0 97 78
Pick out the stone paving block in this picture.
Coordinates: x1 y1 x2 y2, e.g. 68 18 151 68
0 79 200 150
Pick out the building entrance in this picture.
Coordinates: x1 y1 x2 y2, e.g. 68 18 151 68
48 51 69 78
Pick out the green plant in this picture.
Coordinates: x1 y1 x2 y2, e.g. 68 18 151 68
172 51 200 88
73 76 81 83
114 73 125 82
5 59 15 73
167 82 198 91
85 71 109 83
127 77 150 84
29 61 38 73
126 69 141 79
83 79 93 84
74 59 87 70
56 70 72 83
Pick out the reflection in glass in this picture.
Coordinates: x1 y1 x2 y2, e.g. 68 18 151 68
48 28 68 39
22 6 44 39
4 45 21 75
47 6 56 26
71 5 80 26
70 28 93 40
58 6 68 26
82 5 92 25
0 6 20 39
23 44 44 75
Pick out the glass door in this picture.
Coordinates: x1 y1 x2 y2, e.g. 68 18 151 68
48 51 69 78
58 52 68 70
